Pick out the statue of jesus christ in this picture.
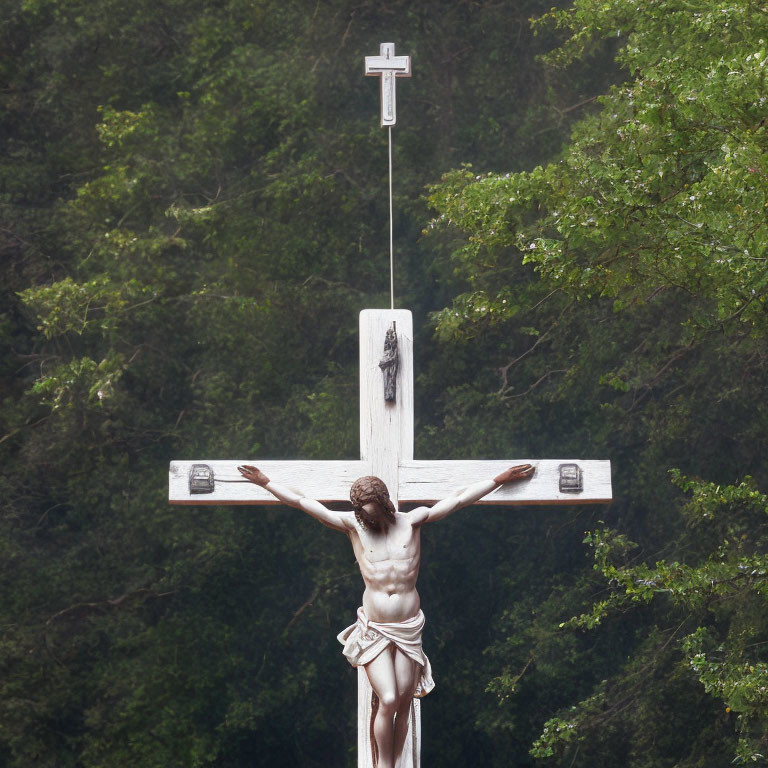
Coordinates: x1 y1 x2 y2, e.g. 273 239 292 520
237 463 535 768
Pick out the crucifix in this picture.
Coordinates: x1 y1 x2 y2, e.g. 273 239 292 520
169 40 611 768
169 311 613 768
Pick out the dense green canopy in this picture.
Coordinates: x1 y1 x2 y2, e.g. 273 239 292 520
1 0 766 766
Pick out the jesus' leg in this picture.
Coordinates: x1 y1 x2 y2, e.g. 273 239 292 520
365 647 399 768
392 650 418 766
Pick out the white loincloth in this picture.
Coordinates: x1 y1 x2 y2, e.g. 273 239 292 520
338 608 435 767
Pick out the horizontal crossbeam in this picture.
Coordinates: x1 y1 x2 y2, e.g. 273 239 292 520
169 459 611 506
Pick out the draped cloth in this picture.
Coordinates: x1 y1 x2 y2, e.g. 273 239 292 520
338 608 435 768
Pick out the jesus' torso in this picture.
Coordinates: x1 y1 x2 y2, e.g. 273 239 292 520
347 511 423 623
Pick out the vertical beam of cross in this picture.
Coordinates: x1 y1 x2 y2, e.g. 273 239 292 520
359 310 413 498
364 42 412 127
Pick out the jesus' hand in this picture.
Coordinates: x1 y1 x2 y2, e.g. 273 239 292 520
238 465 271 486
493 464 535 484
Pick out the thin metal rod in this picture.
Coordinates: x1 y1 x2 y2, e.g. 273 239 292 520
388 125 394 310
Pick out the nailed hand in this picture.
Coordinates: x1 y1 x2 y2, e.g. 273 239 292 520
493 464 535 485
238 465 270 486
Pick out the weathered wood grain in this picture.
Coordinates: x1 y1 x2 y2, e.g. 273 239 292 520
359 309 413 501
399 459 612 505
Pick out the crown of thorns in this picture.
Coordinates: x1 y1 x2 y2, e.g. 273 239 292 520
349 476 396 519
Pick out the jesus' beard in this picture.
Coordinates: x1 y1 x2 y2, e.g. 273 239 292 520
355 507 395 532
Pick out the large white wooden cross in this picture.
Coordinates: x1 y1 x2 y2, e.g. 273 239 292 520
169 308 612 767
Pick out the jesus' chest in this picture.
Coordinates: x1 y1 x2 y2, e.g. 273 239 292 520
355 517 421 563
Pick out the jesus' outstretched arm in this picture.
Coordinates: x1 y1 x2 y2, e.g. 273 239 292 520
237 465 353 532
412 463 535 524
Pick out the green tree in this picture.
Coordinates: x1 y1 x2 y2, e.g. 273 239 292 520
428 0 768 764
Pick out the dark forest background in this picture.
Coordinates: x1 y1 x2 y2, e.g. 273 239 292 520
2 0 767 765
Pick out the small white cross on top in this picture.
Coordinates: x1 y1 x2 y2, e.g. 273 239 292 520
365 42 411 126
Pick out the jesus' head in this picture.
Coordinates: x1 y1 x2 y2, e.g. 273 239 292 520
350 476 396 531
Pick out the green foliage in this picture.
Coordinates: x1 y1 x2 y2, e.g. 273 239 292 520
430 0 768 336
425 1 768 766
5 0 768 765
549 475 768 764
